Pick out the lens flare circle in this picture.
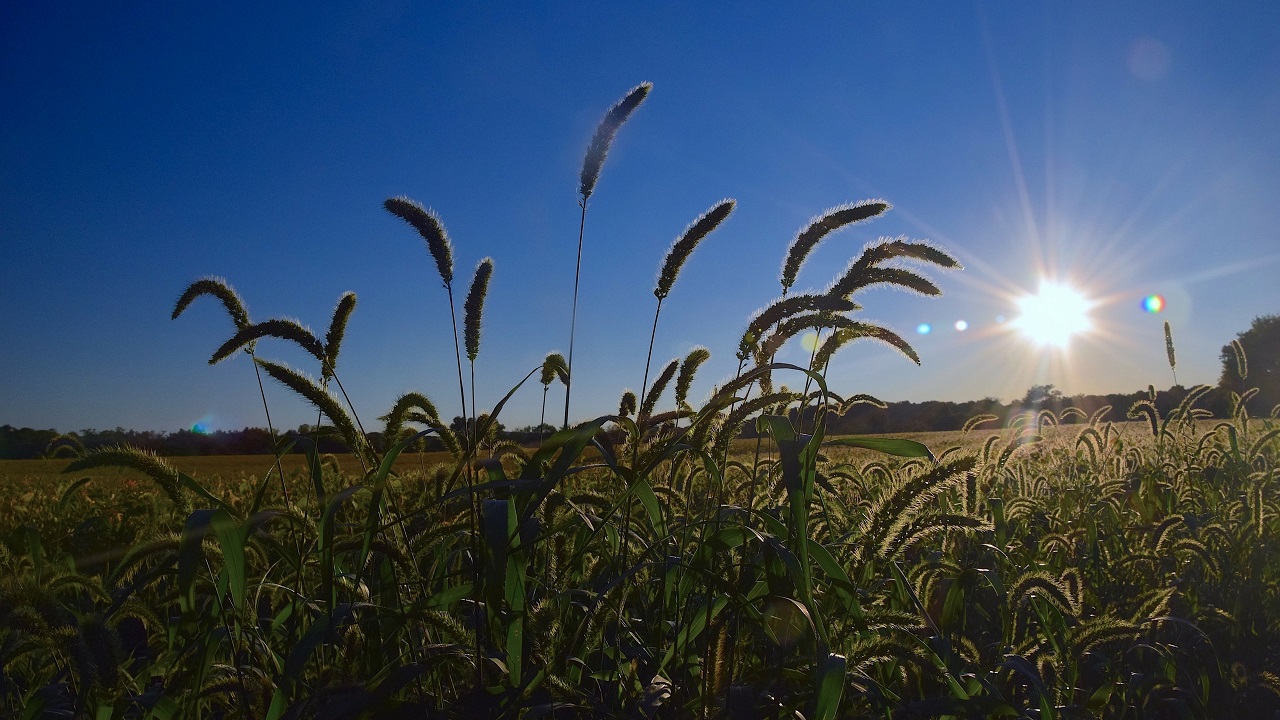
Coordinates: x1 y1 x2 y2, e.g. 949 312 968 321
954 320 969 331
916 323 932 335
1012 281 1093 348
1141 294 1166 313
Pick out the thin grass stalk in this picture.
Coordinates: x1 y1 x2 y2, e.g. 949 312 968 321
563 201 588 429
636 297 664 444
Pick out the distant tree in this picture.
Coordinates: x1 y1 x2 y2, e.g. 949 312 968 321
450 414 505 455
1219 314 1280 416
1020 384 1062 408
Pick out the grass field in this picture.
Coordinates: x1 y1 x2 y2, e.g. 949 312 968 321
4 82 1277 718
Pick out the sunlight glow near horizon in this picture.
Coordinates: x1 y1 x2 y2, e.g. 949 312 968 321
1012 281 1094 348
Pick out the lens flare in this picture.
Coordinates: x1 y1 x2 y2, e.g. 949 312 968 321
1141 294 1166 313
954 320 969 331
916 323 932 335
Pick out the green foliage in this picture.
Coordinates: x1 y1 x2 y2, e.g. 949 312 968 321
1220 314 1280 415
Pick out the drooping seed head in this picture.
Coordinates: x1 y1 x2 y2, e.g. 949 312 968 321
619 390 637 418
172 276 251 330
210 318 325 366
780 200 890 294
813 322 920 369
743 293 857 353
655 199 735 300
828 265 940 300
827 236 959 299
384 197 455 288
464 258 494 362
675 346 711 409
580 82 653 200
381 392 440 443
541 352 569 387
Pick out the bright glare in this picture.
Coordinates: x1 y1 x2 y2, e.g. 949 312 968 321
1012 281 1093 348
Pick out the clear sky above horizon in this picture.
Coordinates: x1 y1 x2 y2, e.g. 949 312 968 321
3 2 1279 434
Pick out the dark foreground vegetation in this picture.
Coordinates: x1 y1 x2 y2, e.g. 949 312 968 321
3 85 1278 719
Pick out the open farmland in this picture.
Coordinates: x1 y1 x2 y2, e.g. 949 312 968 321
3 67 1279 719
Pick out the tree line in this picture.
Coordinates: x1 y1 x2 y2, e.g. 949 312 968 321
3 313 1275 459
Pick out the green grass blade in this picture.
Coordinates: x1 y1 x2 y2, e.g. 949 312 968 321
823 435 934 460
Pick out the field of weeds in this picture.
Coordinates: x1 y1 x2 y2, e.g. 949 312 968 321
2 83 1277 719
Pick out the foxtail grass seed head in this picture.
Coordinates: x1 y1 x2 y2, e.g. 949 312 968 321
210 318 325 366
675 346 711 409
655 199 735 300
257 358 367 455
541 352 569 387
324 292 357 377
464 258 494 362
829 265 940 299
619 390 637 418
780 200 890 293
745 293 857 350
384 196 455 287
172 276 251 330
580 82 652 200
1164 321 1176 372
1231 339 1248 380
813 323 920 368
827 236 959 299
641 359 680 419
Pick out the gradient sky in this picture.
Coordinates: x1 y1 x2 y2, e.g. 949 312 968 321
3 2 1279 434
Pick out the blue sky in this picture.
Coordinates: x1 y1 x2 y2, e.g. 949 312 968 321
3 2 1279 433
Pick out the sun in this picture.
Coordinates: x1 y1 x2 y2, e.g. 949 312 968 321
1012 281 1093 348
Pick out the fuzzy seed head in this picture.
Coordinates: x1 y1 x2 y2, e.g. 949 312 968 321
580 82 652 200
464 258 494 362
655 199 735 299
324 292 357 378
172 276 251 330
640 359 680 419
210 318 324 366
384 197 455 287
675 347 711 409
541 352 569 387
619 390 637 418
780 200 890 293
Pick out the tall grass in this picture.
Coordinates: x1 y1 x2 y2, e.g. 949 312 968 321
2 85 1278 720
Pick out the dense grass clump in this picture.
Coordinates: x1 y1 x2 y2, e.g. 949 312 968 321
2 85 1279 720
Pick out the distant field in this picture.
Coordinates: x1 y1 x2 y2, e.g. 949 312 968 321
0 421 1163 492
